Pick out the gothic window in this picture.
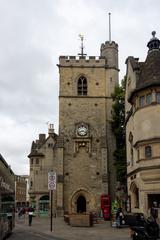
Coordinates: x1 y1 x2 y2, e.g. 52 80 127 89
145 145 152 159
77 76 87 96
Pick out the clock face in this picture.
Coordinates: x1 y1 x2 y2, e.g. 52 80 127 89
77 126 88 136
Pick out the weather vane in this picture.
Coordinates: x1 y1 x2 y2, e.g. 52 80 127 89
78 34 87 56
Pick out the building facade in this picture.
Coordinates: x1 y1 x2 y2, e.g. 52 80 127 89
125 32 160 215
15 175 27 210
0 154 15 213
28 124 58 216
28 38 119 216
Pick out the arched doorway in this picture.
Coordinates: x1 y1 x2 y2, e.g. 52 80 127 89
77 195 86 213
70 188 95 213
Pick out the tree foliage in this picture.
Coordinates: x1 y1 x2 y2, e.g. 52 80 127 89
111 78 126 183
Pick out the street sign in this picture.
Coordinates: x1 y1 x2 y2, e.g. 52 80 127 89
48 171 56 190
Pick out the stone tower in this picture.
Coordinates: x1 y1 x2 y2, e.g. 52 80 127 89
57 39 119 215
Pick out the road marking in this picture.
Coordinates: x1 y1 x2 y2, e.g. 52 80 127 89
33 233 49 239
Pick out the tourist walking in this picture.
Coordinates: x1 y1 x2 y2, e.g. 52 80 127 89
28 206 34 226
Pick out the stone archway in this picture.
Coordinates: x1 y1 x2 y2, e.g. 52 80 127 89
69 188 96 214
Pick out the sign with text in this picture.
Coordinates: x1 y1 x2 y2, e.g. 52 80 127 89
48 171 56 190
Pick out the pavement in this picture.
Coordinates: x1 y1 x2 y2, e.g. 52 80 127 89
15 215 131 240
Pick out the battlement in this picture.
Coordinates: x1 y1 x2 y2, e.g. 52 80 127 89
101 41 118 50
59 55 106 67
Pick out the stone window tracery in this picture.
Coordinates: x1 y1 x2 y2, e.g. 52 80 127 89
77 76 87 96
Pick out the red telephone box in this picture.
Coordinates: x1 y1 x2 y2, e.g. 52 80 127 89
101 194 111 220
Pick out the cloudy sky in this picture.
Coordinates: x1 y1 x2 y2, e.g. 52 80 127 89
0 0 159 175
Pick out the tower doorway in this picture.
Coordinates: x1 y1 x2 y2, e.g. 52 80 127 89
77 195 86 213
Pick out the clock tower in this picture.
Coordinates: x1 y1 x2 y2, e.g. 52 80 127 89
57 38 119 215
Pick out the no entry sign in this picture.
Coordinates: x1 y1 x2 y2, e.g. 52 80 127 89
48 171 56 190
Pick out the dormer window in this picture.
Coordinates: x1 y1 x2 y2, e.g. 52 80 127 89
77 76 87 96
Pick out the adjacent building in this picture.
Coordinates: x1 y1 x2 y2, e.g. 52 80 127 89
125 32 160 215
15 175 28 210
0 154 15 212
28 124 58 215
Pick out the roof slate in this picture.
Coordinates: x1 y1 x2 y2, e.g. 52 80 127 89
137 49 160 90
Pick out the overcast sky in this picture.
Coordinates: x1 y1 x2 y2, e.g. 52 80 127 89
0 0 159 175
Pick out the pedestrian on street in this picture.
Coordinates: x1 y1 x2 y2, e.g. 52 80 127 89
150 202 159 238
150 201 158 222
116 207 124 228
18 207 23 219
18 207 25 220
28 206 34 226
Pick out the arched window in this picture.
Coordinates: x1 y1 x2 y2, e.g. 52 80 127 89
77 76 87 96
145 145 152 158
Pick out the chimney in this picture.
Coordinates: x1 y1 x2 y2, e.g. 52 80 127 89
39 134 46 143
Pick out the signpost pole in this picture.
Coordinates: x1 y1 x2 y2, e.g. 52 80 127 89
50 189 53 232
48 171 56 232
